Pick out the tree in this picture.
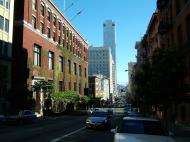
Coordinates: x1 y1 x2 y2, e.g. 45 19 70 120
150 46 189 107
133 45 190 114
51 91 80 113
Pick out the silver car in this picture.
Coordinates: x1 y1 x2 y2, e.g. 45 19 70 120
112 117 174 142
86 110 112 129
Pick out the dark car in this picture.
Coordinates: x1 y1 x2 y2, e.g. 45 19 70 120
86 110 112 129
18 110 37 123
0 115 6 124
6 110 37 124
127 111 143 117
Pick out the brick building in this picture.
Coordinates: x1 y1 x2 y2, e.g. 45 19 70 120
137 0 190 125
157 0 190 47
12 0 88 112
156 0 190 124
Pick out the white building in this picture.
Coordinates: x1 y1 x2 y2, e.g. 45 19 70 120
88 46 113 98
103 20 117 95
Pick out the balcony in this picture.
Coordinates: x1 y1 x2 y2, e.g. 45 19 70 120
157 0 169 10
158 21 171 35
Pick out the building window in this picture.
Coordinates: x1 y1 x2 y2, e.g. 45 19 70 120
59 56 63 72
47 9 51 21
32 0 37 10
40 3 45 16
47 27 50 38
177 25 183 45
53 16 56 27
66 29 69 37
63 26 65 34
74 82 77 91
58 21 61 30
68 60 71 74
33 44 41 66
69 82 71 90
40 22 44 34
70 32 72 39
5 0 9 9
53 32 56 41
0 0 4 6
79 83 81 94
5 18 9 32
0 16 4 30
85 68 87 77
79 65 82 76
66 42 69 49
186 14 190 42
59 81 64 91
74 63 77 75
48 51 54 70
32 16 36 29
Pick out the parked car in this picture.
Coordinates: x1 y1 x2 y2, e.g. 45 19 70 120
6 110 37 124
0 115 6 124
111 116 174 142
86 110 112 129
127 111 144 117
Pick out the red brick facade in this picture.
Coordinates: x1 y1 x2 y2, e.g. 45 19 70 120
12 0 89 102
141 0 190 125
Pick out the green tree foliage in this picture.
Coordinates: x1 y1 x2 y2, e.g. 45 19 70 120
133 46 189 110
150 46 189 105
32 80 54 94
52 91 80 103
80 95 90 104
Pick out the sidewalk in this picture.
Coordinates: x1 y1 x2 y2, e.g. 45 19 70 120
173 124 190 142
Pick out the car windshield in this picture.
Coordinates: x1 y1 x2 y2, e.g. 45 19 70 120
117 120 166 136
90 111 107 117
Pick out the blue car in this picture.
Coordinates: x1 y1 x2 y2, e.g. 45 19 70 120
0 115 6 124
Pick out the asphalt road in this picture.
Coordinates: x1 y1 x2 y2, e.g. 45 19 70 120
0 115 115 142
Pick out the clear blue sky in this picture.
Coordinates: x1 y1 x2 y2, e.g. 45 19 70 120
53 0 156 85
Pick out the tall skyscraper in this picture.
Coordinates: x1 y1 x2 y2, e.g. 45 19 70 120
103 20 116 61
103 20 117 94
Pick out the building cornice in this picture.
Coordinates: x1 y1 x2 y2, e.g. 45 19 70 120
48 0 88 46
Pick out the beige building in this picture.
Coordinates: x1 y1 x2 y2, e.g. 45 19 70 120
88 74 110 101
0 0 14 114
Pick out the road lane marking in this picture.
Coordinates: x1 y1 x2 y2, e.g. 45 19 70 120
50 127 85 142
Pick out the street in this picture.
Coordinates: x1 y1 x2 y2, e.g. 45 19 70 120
0 115 115 142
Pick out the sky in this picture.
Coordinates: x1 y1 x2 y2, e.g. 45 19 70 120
53 0 156 85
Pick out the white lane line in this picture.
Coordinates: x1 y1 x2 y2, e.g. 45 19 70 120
50 127 85 142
